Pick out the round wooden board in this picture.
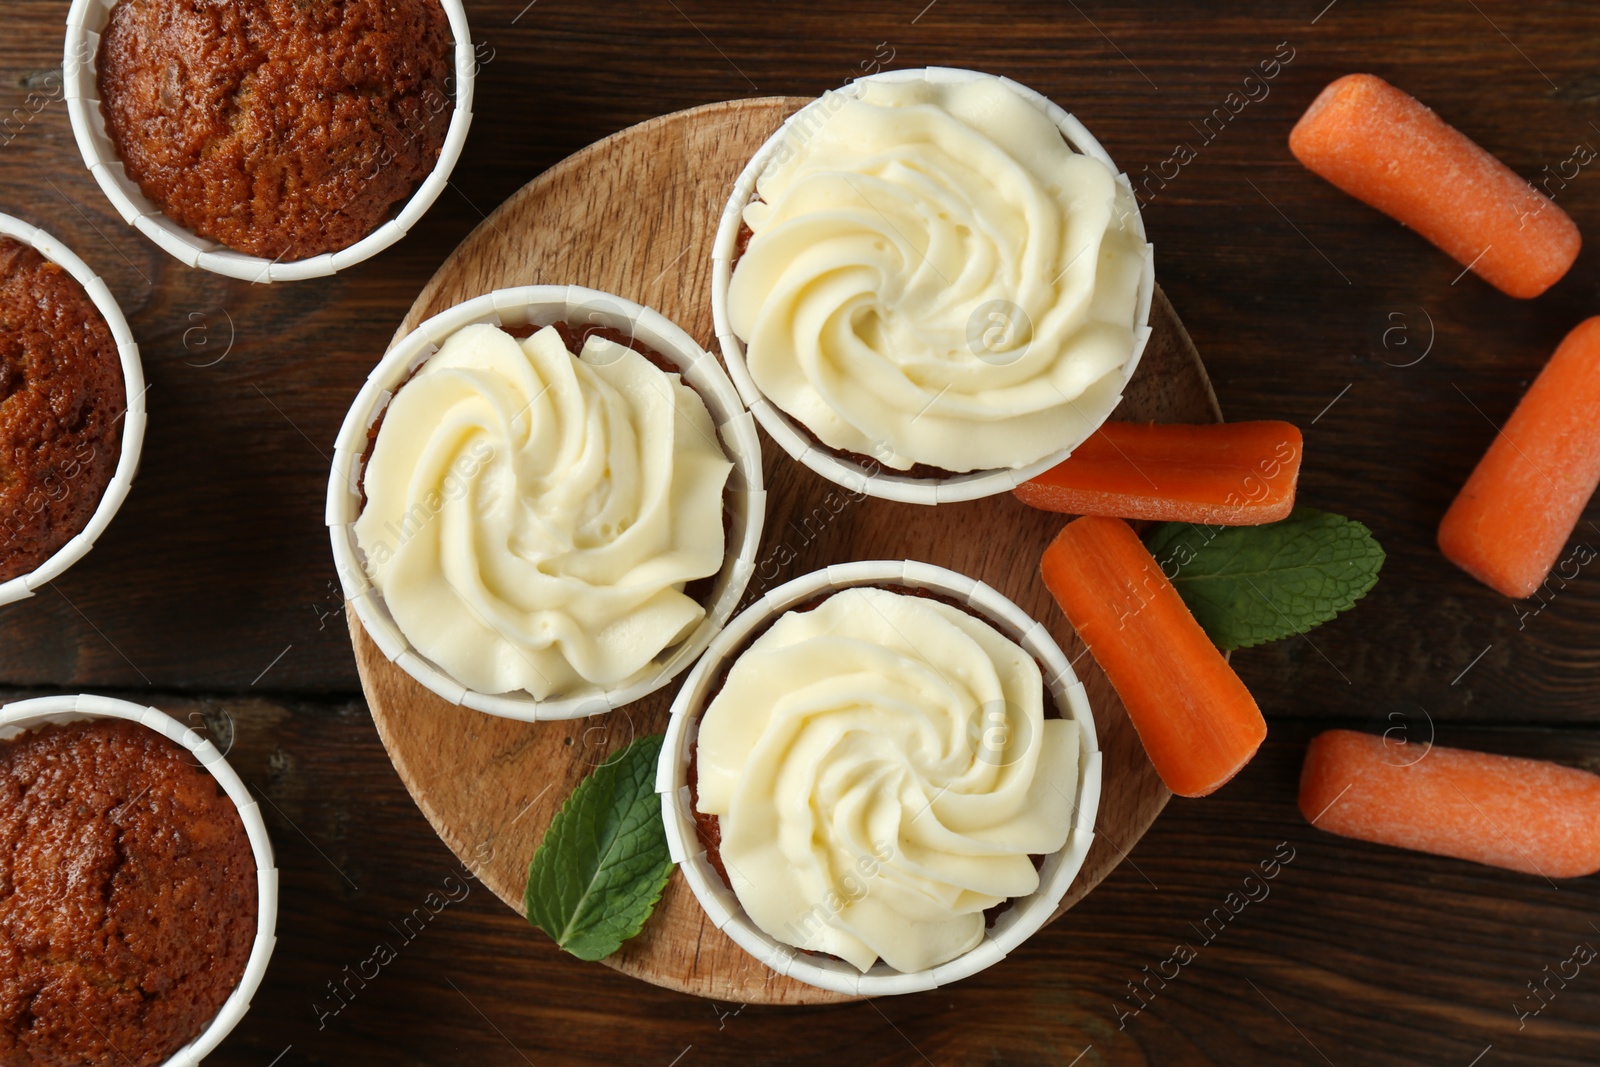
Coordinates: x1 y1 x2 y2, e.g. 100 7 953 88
349 97 1222 1005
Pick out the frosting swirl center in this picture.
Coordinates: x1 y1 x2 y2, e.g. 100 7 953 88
355 323 732 699
728 77 1147 473
695 586 1081 972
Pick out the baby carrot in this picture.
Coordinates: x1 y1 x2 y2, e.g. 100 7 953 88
1438 317 1600 598
1041 515 1266 798
1299 729 1600 878
1015 420 1303 525
1290 73 1580 299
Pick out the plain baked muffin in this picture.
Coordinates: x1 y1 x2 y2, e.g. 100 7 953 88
96 0 455 260
0 236 125 584
0 719 258 1067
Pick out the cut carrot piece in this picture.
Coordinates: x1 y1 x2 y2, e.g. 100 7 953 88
1299 729 1600 878
1015 420 1303 525
1290 73 1580 299
1041 515 1266 798
1438 317 1600 598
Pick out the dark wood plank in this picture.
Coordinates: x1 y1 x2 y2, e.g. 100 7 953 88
5 689 1589 1066
5 0 1600 1062
1 0 1598 720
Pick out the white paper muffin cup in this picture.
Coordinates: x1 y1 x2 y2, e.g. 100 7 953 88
0 212 145 608
657 559 1103 996
711 66 1156 505
327 285 767 722
0 694 278 1066
62 0 476 283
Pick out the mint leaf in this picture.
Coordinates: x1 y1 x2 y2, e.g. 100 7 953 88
1145 509 1384 650
524 733 674 961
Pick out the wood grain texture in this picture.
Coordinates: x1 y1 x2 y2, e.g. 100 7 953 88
351 95 1221 1005
3 0 1600 1062
8 688 1594 1067
1 0 1598 730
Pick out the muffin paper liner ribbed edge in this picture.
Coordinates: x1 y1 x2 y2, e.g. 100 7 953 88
657 560 1102 997
0 695 279 1067
62 0 476 282
710 65 1155 505
326 285 767 722
0 212 145 607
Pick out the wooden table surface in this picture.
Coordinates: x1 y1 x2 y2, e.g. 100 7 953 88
4 1 1599 1063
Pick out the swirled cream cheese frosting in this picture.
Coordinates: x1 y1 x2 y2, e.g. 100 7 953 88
727 76 1147 473
694 587 1081 972
354 322 732 699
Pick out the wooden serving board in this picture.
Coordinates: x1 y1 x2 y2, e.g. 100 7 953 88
349 97 1222 1005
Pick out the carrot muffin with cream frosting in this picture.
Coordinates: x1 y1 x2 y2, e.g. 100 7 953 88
727 74 1147 476
353 322 733 700
692 585 1081 972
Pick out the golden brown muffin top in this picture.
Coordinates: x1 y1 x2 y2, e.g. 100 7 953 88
0 718 258 1067
0 236 124 584
98 0 455 260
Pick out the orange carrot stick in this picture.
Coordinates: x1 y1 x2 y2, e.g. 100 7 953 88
1015 420 1303 525
1041 515 1266 798
1290 73 1580 299
1299 729 1600 878
1438 317 1600 598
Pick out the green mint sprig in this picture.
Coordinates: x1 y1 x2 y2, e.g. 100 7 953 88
524 733 674 961
1145 508 1385 651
